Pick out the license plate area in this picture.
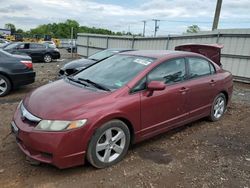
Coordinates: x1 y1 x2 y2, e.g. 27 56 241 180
11 121 19 136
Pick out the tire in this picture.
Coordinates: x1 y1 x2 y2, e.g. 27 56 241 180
0 74 11 97
87 120 130 168
209 93 227 122
44 54 52 63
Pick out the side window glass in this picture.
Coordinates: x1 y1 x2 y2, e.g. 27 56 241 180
131 77 147 93
209 63 216 74
148 58 186 84
18 44 25 49
188 58 211 79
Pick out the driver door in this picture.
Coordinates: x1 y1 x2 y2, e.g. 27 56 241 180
139 58 189 138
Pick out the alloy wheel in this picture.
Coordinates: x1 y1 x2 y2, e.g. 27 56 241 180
213 96 225 119
0 78 7 95
96 127 126 163
44 55 52 63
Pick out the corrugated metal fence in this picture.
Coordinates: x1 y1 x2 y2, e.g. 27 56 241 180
77 29 250 82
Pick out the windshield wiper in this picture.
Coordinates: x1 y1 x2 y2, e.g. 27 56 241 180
78 78 111 91
67 76 88 86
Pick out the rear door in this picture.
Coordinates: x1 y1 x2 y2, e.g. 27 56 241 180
184 57 219 118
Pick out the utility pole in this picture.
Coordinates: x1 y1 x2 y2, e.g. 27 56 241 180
152 19 160 37
212 0 223 30
142 20 146 37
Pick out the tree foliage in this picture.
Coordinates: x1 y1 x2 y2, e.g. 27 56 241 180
186 25 201 33
4 20 134 38
5 23 16 34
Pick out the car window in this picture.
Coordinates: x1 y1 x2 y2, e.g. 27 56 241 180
188 57 212 79
74 55 155 90
131 77 147 93
148 58 186 84
30 43 45 49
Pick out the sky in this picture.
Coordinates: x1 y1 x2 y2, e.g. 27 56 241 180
0 0 250 36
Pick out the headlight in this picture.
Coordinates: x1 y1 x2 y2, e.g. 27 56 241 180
54 48 59 52
35 119 87 131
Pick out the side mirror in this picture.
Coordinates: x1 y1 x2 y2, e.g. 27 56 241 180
147 81 166 91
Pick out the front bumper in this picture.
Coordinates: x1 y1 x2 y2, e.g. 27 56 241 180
12 107 89 169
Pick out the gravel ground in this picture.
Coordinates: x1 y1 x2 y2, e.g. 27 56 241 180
0 50 249 188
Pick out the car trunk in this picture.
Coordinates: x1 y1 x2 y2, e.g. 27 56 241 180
175 44 223 66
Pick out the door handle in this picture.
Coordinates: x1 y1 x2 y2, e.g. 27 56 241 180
209 79 216 85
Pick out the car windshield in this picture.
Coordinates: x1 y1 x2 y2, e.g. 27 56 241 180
74 54 155 90
88 49 119 61
4 43 19 50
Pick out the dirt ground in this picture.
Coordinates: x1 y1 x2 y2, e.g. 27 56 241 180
0 50 249 188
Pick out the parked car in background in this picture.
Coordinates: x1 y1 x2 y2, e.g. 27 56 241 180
12 45 233 169
42 41 56 49
3 42 60 63
0 50 35 97
59 48 133 76
0 38 9 48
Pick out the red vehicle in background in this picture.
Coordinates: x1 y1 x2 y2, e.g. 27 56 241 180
11 44 233 169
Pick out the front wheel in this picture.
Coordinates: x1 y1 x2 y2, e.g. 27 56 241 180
87 120 130 168
209 93 227 121
44 54 52 63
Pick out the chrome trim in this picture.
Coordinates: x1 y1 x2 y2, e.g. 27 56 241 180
20 103 41 122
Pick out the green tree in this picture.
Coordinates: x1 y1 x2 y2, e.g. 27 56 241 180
186 25 200 33
5 23 16 34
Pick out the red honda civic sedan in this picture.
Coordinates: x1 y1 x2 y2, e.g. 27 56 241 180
11 44 233 169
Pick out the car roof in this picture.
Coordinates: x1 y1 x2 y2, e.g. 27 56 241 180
120 50 198 59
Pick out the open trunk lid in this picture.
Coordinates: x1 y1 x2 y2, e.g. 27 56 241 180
175 44 223 66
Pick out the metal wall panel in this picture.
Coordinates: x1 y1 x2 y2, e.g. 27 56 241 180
89 37 107 48
77 46 88 57
88 48 102 56
134 39 167 50
108 38 132 48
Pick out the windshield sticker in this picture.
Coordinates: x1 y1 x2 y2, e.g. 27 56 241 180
134 59 152 66
115 81 124 87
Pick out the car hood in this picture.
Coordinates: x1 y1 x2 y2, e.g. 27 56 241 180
62 58 96 70
23 79 110 120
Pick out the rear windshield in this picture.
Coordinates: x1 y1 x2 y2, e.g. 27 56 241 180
0 49 12 56
4 43 19 50
88 50 119 61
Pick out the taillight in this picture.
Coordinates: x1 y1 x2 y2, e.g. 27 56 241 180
21 60 33 69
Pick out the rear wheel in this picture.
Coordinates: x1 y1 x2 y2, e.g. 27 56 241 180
209 93 227 121
0 75 11 97
44 54 52 63
87 120 130 168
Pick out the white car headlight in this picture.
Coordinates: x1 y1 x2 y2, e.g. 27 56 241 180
35 119 87 131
